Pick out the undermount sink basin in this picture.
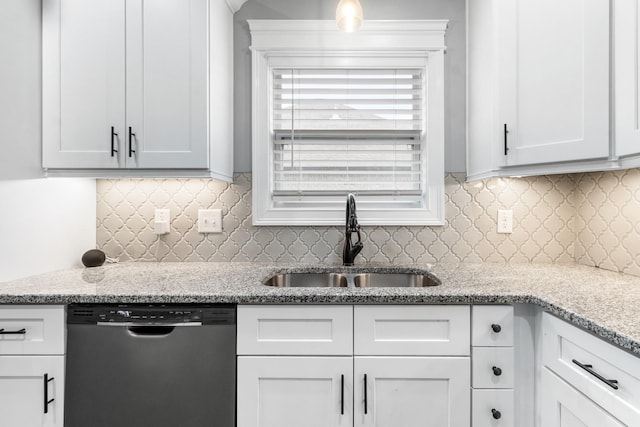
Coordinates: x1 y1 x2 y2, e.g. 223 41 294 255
263 271 440 288
263 273 348 288
353 273 440 288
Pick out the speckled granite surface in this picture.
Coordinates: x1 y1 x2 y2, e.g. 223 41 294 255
1 262 640 356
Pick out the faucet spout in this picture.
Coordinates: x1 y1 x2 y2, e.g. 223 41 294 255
343 193 363 266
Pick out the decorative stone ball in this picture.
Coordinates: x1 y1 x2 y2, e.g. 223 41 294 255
82 249 106 268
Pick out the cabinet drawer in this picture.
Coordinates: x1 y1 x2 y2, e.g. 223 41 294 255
0 305 65 355
542 312 640 422
472 347 514 389
237 305 353 355
472 305 513 347
354 306 470 356
472 389 514 427
542 367 629 427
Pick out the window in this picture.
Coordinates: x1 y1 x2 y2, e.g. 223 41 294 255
249 20 448 225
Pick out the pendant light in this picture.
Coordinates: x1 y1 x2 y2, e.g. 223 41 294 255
336 0 363 32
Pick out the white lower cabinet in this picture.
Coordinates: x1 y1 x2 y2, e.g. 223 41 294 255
541 368 625 427
541 312 640 426
472 390 513 427
354 356 470 427
237 356 470 427
237 305 472 427
0 305 66 427
237 357 353 427
0 356 64 427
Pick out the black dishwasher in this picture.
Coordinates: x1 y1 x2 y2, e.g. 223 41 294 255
65 304 236 427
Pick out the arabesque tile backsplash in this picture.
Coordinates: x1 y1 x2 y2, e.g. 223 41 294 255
97 172 577 265
96 169 640 276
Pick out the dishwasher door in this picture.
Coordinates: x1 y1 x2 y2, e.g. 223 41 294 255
65 304 236 427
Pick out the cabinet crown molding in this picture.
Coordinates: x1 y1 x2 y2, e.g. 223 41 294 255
225 0 248 13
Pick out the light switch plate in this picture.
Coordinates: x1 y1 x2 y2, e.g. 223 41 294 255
198 209 222 233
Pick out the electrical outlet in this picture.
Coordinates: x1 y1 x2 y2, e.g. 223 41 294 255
154 209 171 235
497 209 513 234
198 209 222 233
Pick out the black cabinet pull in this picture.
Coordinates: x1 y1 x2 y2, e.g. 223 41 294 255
491 324 502 333
492 366 502 376
492 408 502 420
504 124 509 155
363 374 368 415
0 328 26 335
128 127 136 157
340 374 344 415
572 359 619 390
44 374 55 414
111 126 119 157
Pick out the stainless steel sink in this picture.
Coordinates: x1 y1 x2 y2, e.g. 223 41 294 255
353 273 440 288
263 273 348 287
263 271 440 288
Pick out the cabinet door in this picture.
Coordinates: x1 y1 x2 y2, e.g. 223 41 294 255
43 0 126 169
497 0 609 166
541 368 625 427
615 0 640 158
354 357 470 427
237 356 353 427
125 0 209 169
0 356 64 427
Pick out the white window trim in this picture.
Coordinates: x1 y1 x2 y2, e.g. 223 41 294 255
249 20 448 226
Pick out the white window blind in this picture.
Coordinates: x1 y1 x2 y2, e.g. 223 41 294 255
272 68 425 196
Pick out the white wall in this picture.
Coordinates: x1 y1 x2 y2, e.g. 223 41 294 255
0 0 96 282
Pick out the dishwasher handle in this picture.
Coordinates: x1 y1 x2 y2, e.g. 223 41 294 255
97 322 202 327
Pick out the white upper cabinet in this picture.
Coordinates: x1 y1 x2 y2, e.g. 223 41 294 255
43 0 242 178
615 0 640 160
125 0 209 169
467 0 611 180
498 0 609 166
42 0 125 169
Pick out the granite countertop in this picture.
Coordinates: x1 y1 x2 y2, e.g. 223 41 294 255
1 261 639 356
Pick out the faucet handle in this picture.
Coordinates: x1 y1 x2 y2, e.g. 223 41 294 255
352 241 363 259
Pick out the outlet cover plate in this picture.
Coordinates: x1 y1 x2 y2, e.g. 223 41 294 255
497 209 513 234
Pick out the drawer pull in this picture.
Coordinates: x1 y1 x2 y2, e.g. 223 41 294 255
0 328 26 335
492 366 502 376
572 359 619 390
492 408 502 419
491 324 502 333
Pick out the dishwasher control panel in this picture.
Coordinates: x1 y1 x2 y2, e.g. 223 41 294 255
67 304 236 325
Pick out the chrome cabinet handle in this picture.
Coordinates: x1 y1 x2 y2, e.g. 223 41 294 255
111 126 119 157
572 359 619 390
44 374 54 414
0 328 26 335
